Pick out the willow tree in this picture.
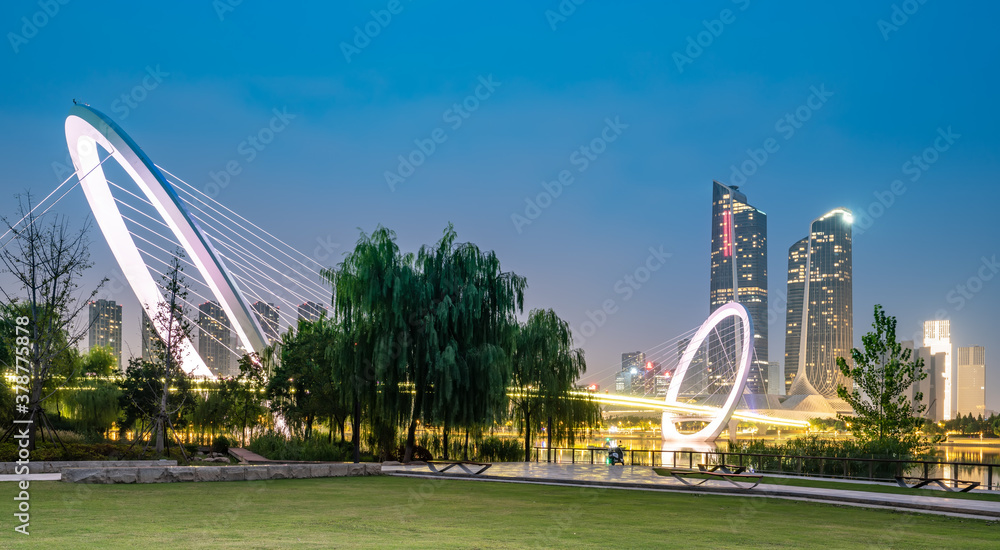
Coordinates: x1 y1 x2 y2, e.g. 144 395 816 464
413 225 524 460
323 227 412 461
324 225 525 463
509 309 592 462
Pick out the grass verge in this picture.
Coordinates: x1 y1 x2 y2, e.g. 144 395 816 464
2 476 997 548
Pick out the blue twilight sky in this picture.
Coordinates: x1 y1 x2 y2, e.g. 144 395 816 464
1 1 998 406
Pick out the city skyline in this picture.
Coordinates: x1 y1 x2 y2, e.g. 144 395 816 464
3 2 997 407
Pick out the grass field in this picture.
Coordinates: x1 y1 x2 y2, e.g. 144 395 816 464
2 476 997 549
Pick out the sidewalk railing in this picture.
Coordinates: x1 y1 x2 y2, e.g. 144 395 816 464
529 447 1000 490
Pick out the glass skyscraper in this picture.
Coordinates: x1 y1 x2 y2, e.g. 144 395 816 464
709 181 768 394
785 208 854 402
783 237 809 393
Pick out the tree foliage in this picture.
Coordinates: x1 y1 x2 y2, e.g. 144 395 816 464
509 309 596 461
66 379 121 439
268 319 344 440
837 305 926 454
324 224 528 462
232 352 271 446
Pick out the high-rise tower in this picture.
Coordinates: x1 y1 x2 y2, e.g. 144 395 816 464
783 237 809 393
785 208 854 408
140 309 161 363
88 299 123 368
199 301 233 377
956 346 986 417
252 301 280 344
710 181 768 394
923 320 953 420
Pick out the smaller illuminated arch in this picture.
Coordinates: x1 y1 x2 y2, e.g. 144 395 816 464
662 302 754 442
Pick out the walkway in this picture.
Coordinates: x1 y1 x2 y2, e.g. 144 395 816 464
228 447 272 463
384 462 1000 521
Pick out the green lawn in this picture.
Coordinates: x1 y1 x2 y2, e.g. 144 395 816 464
2 476 996 549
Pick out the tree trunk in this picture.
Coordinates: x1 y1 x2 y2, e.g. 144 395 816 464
403 385 425 463
28 379 44 451
463 429 469 461
328 415 334 443
351 395 361 463
443 421 450 460
155 379 168 455
547 415 553 463
524 407 532 462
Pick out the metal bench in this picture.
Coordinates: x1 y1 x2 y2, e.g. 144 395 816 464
698 463 747 475
426 460 492 475
894 476 980 493
654 467 762 490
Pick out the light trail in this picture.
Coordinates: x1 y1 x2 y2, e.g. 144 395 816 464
565 391 810 428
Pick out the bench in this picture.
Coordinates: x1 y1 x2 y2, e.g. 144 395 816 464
426 460 492 476
698 463 747 475
894 476 980 493
654 467 762 490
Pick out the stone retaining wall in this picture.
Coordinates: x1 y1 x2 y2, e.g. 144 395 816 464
61 462 382 483
0 460 177 474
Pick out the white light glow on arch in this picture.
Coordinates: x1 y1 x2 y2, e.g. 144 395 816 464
662 302 754 442
65 105 268 378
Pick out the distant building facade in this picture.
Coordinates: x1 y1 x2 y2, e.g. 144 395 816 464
957 346 986 418
198 301 233 377
616 352 645 394
297 301 327 322
88 299 122 367
767 361 783 396
914 346 948 422
252 301 280 344
140 309 161 363
923 320 953 420
709 181 768 394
